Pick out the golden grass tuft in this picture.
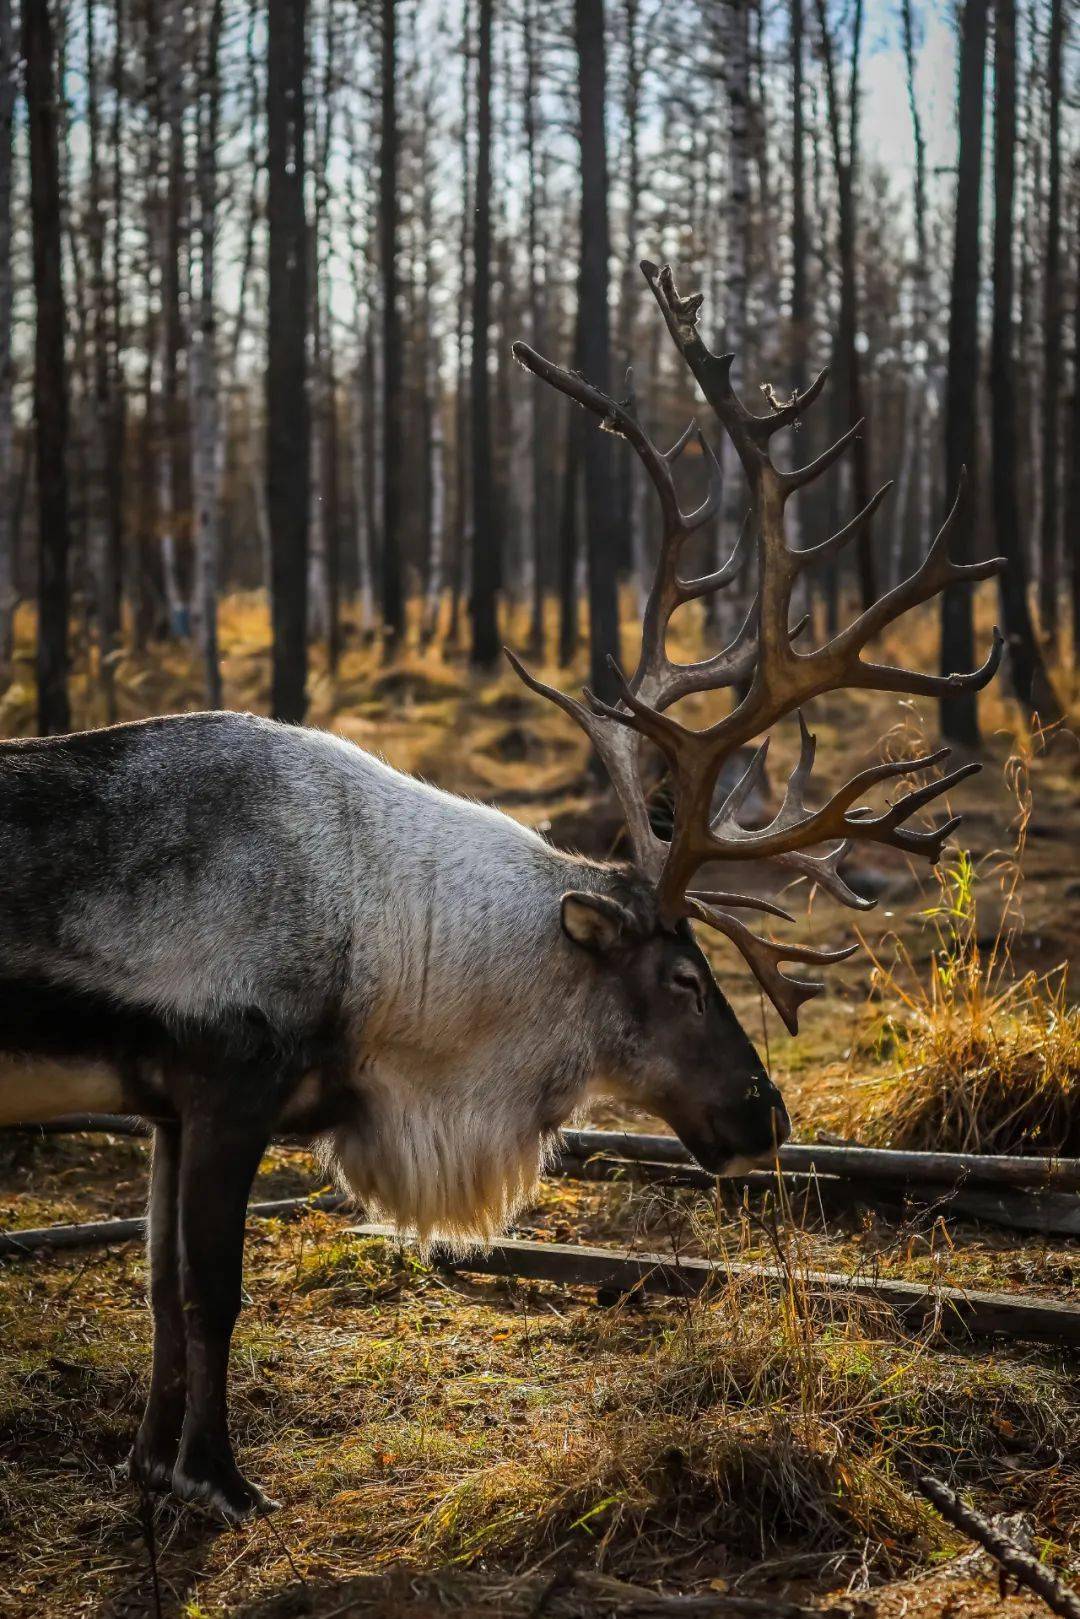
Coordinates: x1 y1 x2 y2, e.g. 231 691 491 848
846 748 1080 1155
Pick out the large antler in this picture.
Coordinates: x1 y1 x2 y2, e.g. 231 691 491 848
509 262 1005 1032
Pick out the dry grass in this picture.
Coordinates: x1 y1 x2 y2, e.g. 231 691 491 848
842 748 1080 1155
1 1201 1078 1617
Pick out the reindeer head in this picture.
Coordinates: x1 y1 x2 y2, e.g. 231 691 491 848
510 261 1004 1171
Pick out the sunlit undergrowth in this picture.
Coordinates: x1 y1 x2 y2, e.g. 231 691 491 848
2 1213 1078 1614
275 1227 1080 1586
845 748 1080 1156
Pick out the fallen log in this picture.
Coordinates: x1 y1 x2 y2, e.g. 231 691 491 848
917 1473 1080 1619
553 1152 1080 1238
0 1192 347 1257
564 1130 1080 1194
347 1224 1080 1346
3 1197 1078 1344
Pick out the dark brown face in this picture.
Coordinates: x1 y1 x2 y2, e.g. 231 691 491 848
562 887 791 1174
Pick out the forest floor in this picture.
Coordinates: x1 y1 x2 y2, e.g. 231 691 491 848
0 591 1079 1618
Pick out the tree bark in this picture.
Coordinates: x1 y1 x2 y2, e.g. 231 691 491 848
575 0 620 702
190 0 224 707
990 0 1061 722
469 0 498 666
85 0 120 715
1037 0 1063 642
1070 186 1080 661
267 0 310 721
939 0 989 746
379 0 403 652
24 0 72 734
814 0 874 613
523 0 549 655
0 0 15 677
893 0 933 589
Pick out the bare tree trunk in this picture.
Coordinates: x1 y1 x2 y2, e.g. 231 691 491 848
1037 0 1063 642
105 0 125 678
522 0 548 654
575 0 620 703
893 0 932 588
189 0 223 706
991 0 1061 722
448 0 472 650
618 0 646 612
416 66 445 648
786 0 808 565
558 389 582 668
469 0 498 666
1070 185 1080 663
24 0 72 733
0 0 15 677
85 0 117 714
815 0 874 611
154 0 186 638
420 237 445 645
267 0 310 720
939 0 989 747
307 0 337 660
379 0 403 652
350 357 374 636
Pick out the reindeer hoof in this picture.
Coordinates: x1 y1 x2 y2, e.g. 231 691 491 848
124 1440 178 1495
171 1452 279 1524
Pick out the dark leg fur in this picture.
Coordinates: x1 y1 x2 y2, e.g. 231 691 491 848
128 1125 186 1491
169 1101 276 1522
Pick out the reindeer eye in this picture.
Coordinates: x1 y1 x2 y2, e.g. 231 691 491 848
671 966 705 1013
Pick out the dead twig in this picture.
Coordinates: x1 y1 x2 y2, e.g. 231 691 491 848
137 1486 163 1619
569 1569 852 1616
918 1474 1080 1619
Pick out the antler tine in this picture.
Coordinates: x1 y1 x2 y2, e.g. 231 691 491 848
683 429 724 532
511 341 682 533
503 647 668 879
794 482 893 568
689 890 796 922
664 419 698 464
757 368 830 434
688 898 859 1034
679 507 753 600
770 844 876 912
779 419 865 496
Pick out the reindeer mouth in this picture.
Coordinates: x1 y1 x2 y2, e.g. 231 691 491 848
687 1103 790 1178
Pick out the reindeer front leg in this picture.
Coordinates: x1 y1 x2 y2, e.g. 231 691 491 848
128 1124 186 1491
169 1100 276 1522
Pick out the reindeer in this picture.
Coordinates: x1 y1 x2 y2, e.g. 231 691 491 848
0 263 1002 1521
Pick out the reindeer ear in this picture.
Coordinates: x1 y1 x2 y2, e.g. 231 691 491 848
560 892 637 954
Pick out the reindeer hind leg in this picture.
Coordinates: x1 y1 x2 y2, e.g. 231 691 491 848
128 1123 186 1492
170 1096 276 1522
